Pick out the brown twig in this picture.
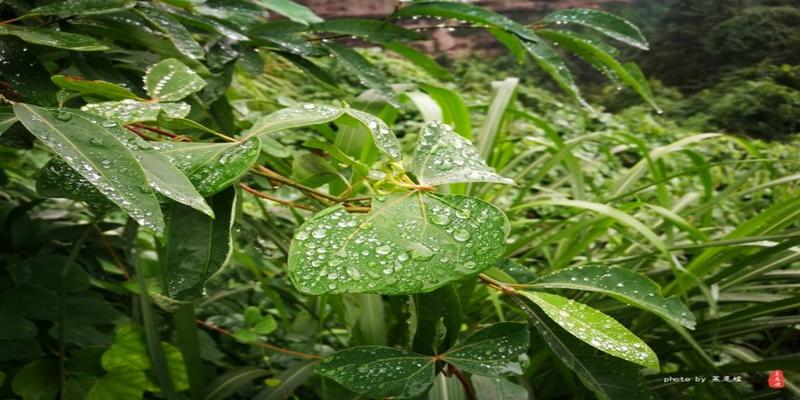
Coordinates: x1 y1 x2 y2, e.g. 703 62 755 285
195 319 322 360
239 183 317 211
124 125 156 141
131 123 182 140
447 364 477 400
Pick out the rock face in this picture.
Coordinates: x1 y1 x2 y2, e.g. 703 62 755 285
295 0 629 56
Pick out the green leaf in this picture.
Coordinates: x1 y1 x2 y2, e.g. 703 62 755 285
205 367 269 400
51 75 141 101
153 138 260 196
253 315 278 335
162 186 236 301
102 325 151 371
471 375 527 400
537 30 658 111
145 59 206 101
412 121 513 186
418 84 471 138
522 40 588 108
520 291 659 370
12 359 59 400
291 151 341 188
344 107 402 161
315 19 424 43
384 42 453 81
323 42 399 107
81 100 191 124
440 322 529 376
411 285 462 355
394 1 539 41
528 265 696 329
288 192 509 295
542 8 649 50
28 0 136 17
87 367 146 400
0 25 108 51
244 103 344 139
136 8 205 60
0 108 18 135
253 0 323 25
14 104 165 236
315 346 435 399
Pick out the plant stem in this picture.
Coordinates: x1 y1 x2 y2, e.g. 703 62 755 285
240 183 317 211
174 304 205 400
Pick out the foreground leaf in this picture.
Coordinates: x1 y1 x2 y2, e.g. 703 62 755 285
51 75 141 101
289 192 509 295
520 291 659 370
144 59 206 101
82 100 190 124
543 8 649 50
0 25 108 51
529 265 696 329
28 0 136 17
163 187 236 300
316 347 435 399
412 121 513 186
153 138 261 196
14 104 165 235
441 322 529 376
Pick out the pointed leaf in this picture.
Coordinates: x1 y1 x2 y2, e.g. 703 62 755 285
315 19 424 43
289 192 509 295
394 1 539 41
412 121 513 186
82 100 190 124
522 40 588 108
323 42 399 107
520 291 659 370
316 346 435 399
428 373 467 400
0 25 108 51
528 265 696 329
253 0 323 25
441 322 529 377
28 0 136 17
14 104 165 235
144 59 206 101
37 157 114 207
51 75 142 101
244 103 345 139
137 8 205 60
543 8 649 50
153 138 261 196
471 376 527 400
163 187 236 301
344 108 401 161
11 359 59 400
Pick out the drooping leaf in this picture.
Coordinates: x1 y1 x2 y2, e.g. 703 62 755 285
440 322 529 377
86 367 146 400
412 121 513 186
14 103 165 235
153 137 261 196
81 100 191 124
315 346 435 399
144 58 206 101
28 0 136 17
51 75 142 100
543 8 649 50
411 285 462 355
136 8 205 60
471 375 527 400
0 25 109 51
537 30 658 110
37 158 113 206
418 84 471 138
315 19 424 43
520 291 659 370
394 1 539 41
344 108 402 161
205 367 269 400
522 40 588 108
528 265 696 329
194 0 271 30
323 42 399 107
289 191 509 295
521 300 654 400
253 0 323 25
383 42 453 81
243 103 344 139
162 186 236 301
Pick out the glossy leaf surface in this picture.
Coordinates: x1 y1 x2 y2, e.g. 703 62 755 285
82 100 190 124
471 375 527 400
0 25 108 51
51 75 141 100
28 0 136 17
315 19 424 43
394 1 539 41
441 322 529 376
289 192 509 295
522 40 588 108
144 59 206 101
543 8 649 50
137 8 205 60
254 0 323 25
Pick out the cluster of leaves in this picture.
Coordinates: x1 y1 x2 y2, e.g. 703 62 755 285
1 1 799 400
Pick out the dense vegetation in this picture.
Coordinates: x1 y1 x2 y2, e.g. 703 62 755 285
0 1 798 400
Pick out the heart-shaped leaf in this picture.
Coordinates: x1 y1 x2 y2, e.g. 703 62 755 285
14 103 165 235
440 322 529 377
542 8 649 50
520 291 659 370
144 59 206 101
288 191 509 295
153 138 261 196
51 75 142 101
82 100 190 124
316 347 435 399
0 25 108 51
412 121 513 186
28 0 136 17
162 187 236 301
528 265 696 329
